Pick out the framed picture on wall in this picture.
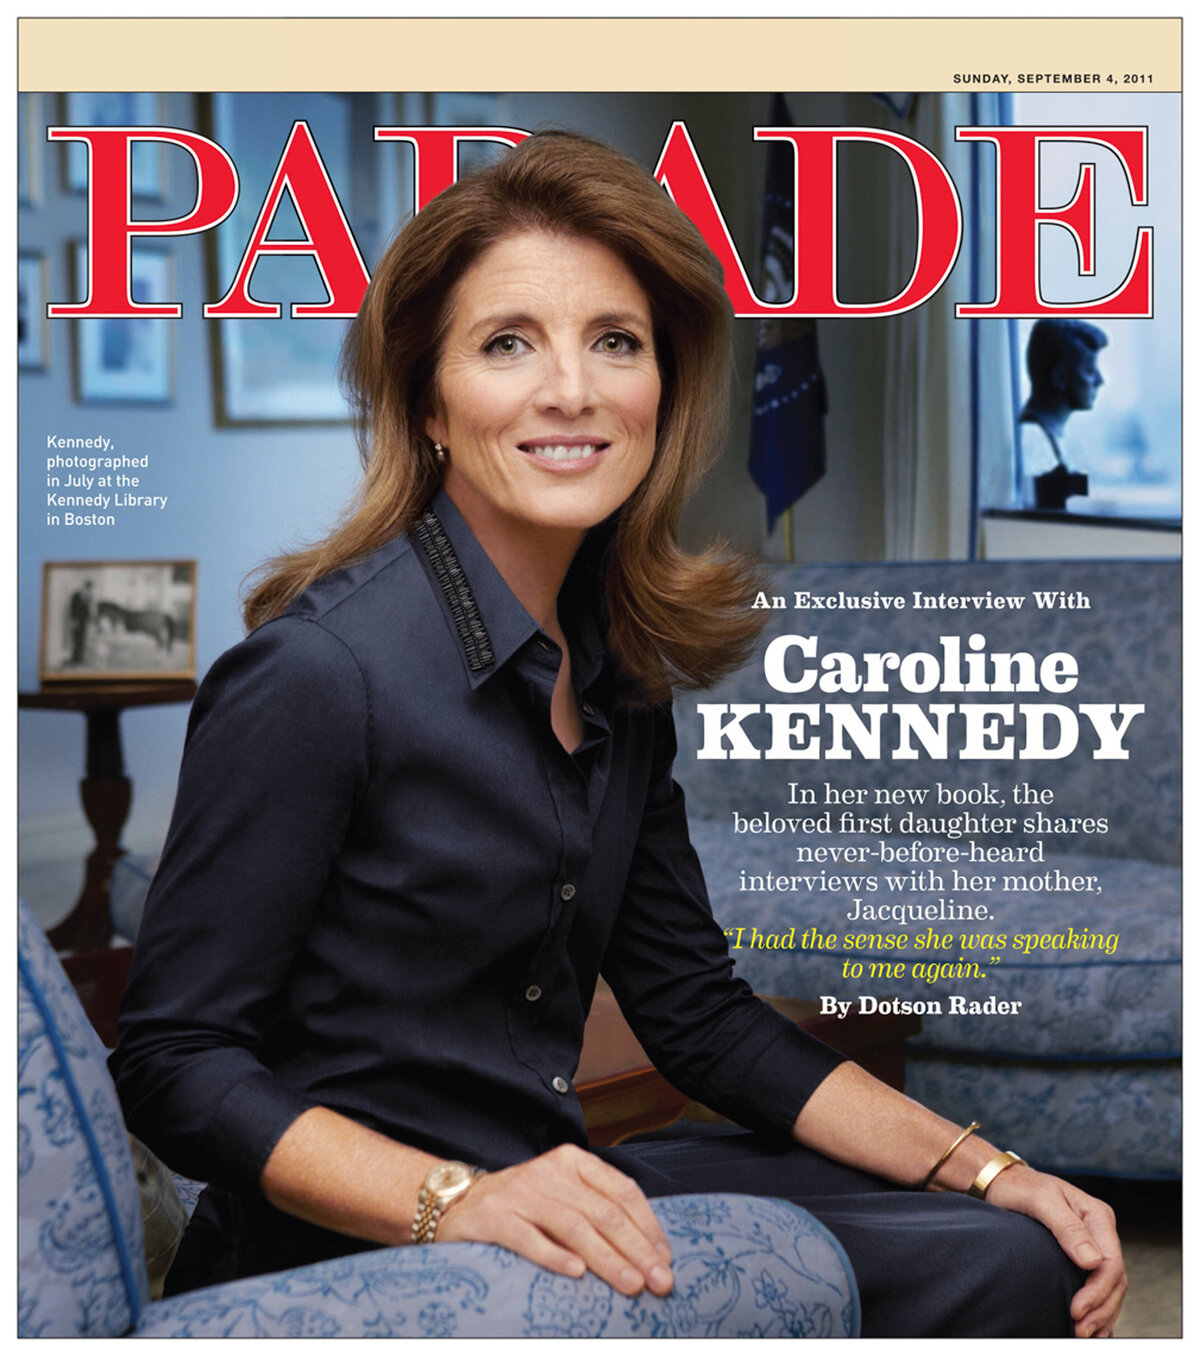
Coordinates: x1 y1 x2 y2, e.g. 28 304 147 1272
62 92 166 199
18 252 49 371
39 560 197 683
71 242 174 403
205 91 358 425
19 92 43 205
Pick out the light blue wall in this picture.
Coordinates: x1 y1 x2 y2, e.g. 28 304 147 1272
16 91 794 915
18 89 907 922
20 94 366 889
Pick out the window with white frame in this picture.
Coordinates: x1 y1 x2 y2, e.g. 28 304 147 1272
1002 93 1180 521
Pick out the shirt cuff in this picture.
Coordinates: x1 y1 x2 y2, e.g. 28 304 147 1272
708 1012 848 1137
205 1067 321 1193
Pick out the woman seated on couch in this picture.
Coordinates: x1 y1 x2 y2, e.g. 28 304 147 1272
111 130 1124 1338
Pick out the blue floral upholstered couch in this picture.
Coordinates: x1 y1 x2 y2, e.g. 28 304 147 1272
674 558 1181 1180
17 899 860 1338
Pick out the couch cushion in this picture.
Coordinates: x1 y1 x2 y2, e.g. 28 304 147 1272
18 899 149 1337
129 1135 189 1300
675 559 1181 867
906 1056 1181 1178
109 852 158 942
136 1194 859 1338
690 824 1181 1061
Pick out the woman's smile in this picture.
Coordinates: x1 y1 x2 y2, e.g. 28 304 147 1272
426 230 661 552
518 437 606 465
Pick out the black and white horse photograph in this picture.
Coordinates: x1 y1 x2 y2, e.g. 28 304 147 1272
40 559 195 681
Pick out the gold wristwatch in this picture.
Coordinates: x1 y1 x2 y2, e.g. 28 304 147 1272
411 1160 484 1244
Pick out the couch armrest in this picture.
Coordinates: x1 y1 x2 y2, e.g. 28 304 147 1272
134 1194 859 1338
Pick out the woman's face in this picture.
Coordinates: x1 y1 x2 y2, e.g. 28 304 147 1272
427 231 661 554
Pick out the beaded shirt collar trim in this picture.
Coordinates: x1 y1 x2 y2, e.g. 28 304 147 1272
412 508 495 674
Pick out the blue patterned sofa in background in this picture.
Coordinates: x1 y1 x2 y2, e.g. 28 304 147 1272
18 899 859 1338
674 559 1181 1179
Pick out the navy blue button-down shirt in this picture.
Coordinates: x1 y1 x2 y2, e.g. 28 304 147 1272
112 490 843 1194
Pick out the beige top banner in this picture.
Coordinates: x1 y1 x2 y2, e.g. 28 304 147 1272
18 16 1181 93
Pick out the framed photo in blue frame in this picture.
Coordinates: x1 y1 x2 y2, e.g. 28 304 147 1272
71 242 174 403
206 91 359 425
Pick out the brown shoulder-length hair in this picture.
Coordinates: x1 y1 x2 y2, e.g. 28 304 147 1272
243 129 765 700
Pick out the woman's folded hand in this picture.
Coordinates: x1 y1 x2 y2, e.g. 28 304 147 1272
987 1165 1126 1337
435 1142 674 1297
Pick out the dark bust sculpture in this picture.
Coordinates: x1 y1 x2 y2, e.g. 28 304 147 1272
1019 318 1107 509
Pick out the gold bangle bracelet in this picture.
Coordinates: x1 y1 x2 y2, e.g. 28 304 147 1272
918 1120 981 1191
968 1150 1026 1199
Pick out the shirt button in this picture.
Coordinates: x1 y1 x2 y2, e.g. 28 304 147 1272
559 883 576 901
581 702 595 716
552 1076 570 1094
524 984 542 1002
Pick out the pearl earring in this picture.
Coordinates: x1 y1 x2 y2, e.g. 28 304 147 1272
434 443 446 463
